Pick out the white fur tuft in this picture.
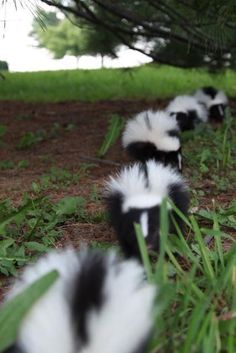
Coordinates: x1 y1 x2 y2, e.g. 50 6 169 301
122 110 180 152
105 160 186 212
194 88 228 108
140 212 148 238
166 95 208 122
8 249 80 353
80 256 156 353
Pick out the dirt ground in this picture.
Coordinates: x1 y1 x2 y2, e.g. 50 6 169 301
0 99 167 251
0 98 235 297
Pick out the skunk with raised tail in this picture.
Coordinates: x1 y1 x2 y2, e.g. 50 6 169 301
122 110 182 172
105 160 189 259
3 248 155 353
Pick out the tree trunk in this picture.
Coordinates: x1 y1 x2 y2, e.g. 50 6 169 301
101 55 104 68
76 56 80 69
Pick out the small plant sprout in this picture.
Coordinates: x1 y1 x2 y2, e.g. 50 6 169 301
17 130 47 150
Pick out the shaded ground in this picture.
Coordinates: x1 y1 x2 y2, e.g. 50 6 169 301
0 98 235 297
0 99 164 257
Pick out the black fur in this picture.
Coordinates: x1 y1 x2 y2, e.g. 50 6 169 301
106 182 189 260
126 142 159 163
3 346 23 353
168 129 180 138
209 104 226 121
126 142 182 172
175 110 201 131
71 251 106 344
106 191 160 259
202 86 218 99
140 163 149 187
168 182 189 234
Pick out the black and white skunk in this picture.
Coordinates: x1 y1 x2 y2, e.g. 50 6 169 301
122 110 182 172
194 86 229 122
4 248 155 353
105 160 189 259
166 95 208 131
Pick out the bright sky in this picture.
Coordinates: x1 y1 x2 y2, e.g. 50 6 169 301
0 2 151 72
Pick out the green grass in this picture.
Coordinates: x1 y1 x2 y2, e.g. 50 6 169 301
0 195 87 276
135 201 236 353
1 65 236 102
183 116 236 205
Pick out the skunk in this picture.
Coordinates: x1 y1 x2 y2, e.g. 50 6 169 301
4 248 155 353
194 86 229 122
122 109 182 172
105 160 189 259
166 95 208 131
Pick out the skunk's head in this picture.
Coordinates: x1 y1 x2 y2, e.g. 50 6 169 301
209 103 227 121
122 110 182 171
194 87 228 122
167 95 208 131
208 90 228 122
201 86 218 99
105 161 189 259
4 248 156 353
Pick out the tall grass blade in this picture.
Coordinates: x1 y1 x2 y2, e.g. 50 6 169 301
155 199 169 283
212 208 225 271
134 223 153 281
227 266 236 353
97 114 124 158
190 215 215 282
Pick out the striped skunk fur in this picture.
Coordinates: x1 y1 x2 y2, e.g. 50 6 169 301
105 160 189 259
122 110 182 172
4 248 155 353
166 95 208 131
194 86 228 122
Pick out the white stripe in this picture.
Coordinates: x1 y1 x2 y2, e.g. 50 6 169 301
140 212 148 238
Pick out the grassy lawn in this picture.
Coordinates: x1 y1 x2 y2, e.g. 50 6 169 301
1 65 236 102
